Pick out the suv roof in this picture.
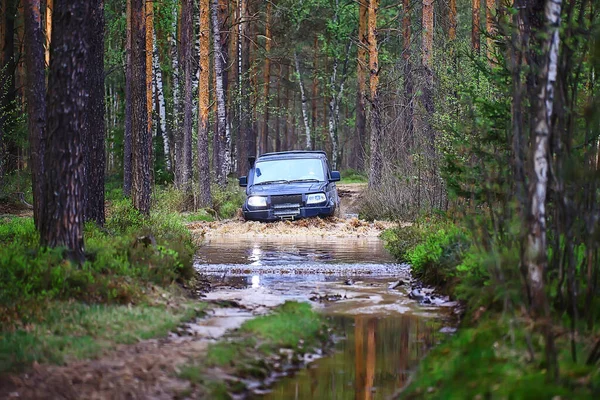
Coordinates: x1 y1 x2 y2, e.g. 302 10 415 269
257 150 327 161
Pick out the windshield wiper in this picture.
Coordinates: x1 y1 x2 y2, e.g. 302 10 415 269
253 179 290 186
288 178 321 183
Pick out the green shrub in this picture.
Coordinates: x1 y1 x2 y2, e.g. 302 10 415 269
381 224 425 262
211 182 245 219
339 169 367 184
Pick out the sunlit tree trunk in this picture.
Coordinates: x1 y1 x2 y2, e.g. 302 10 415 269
294 51 312 150
197 0 212 208
449 0 457 41
486 0 495 61
40 0 90 263
131 0 151 215
368 0 382 187
211 0 230 186
84 0 105 226
472 0 481 53
24 0 46 229
44 0 52 66
260 0 272 154
525 0 562 381
312 35 319 150
353 0 368 171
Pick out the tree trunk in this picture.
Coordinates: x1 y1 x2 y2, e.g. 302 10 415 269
312 35 319 151
402 0 414 150
368 0 382 187
353 0 368 171
486 0 495 59
40 0 90 263
44 0 52 66
294 51 311 150
123 0 132 196
449 0 457 41
131 0 151 215
211 0 230 187
145 0 153 141
0 0 17 180
525 0 562 381
218 0 231 173
238 0 254 174
260 0 272 154
472 0 481 53
197 0 212 208
171 4 181 186
24 0 46 229
153 29 170 172
180 0 193 200
84 0 105 226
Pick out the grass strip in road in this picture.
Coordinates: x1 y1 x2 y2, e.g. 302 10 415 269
179 301 330 399
0 296 207 374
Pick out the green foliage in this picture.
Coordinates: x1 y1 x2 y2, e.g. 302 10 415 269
339 169 367 184
404 318 599 399
211 181 245 219
0 171 33 205
0 198 196 324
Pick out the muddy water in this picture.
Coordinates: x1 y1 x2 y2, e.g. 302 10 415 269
195 236 450 399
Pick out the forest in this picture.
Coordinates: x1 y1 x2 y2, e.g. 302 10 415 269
1 0 600 398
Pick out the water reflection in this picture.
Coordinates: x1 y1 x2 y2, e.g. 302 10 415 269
259 315 441 400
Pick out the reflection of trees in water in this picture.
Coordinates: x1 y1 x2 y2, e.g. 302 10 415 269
354 316 376 400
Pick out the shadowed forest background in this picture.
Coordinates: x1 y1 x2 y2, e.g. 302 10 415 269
1 0 600 397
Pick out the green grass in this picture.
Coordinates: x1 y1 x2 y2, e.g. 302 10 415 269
180 301 327 397
0 300 206 373
404 318 599 399
339 169 368 184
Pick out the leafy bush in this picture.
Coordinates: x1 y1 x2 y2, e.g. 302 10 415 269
0 201 196 323
340 169 367 183
381 224 425 262
211 181 245 219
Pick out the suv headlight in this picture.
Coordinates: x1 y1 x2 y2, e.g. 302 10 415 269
306 193 327 205
247 196 267 207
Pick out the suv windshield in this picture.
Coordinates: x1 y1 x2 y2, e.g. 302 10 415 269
252 158 325 185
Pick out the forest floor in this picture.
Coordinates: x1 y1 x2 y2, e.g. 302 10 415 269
2 182 407 400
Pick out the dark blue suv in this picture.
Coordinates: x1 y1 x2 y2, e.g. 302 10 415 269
238 151 341 221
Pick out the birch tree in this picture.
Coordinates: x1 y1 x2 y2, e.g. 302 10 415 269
294 51 312 150
524 0 562 379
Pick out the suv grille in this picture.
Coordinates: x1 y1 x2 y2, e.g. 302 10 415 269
271 195 303 205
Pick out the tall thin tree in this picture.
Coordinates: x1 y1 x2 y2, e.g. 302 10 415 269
131 0 151 214
180 0 194 200
197 0 212 207
368 0 382 187
23 0 46 229
84 0 106 226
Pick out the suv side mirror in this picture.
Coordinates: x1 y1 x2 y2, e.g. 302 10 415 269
239 176 248 187
330 171 341 182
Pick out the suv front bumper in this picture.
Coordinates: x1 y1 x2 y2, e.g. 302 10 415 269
243 204 336 222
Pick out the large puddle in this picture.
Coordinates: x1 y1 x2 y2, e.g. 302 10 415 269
195 236 453 398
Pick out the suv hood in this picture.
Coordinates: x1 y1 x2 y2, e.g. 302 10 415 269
247 181 327 196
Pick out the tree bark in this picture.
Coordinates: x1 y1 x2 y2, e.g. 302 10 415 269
525 0 562 381
472 0 481 53
238 0 255 174
40 0 90 263
294 51 311 150
123 0 132 196
24 0 46 229
402 0 414 150
84 0 106 226
153 29 170 172
197 0 212 208
211 0 230 186
0 0 17 179
368 0 382 187
180 0 193 200
131 0 151 215
145 0 153 140
449 0 457 41
44 0 52 66
353 0 368 171
260 0 272 154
